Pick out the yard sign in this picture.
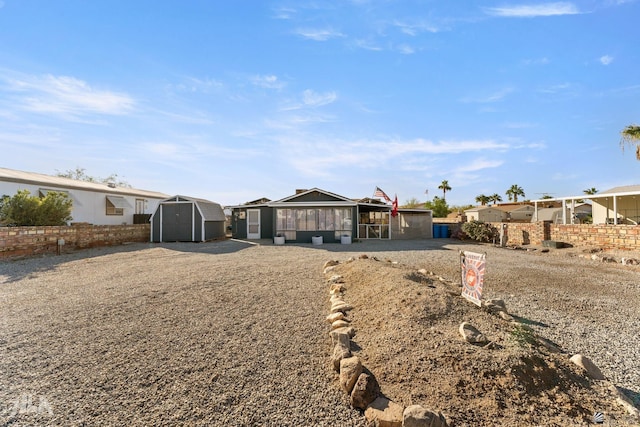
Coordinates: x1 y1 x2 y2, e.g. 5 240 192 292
460 251 486 306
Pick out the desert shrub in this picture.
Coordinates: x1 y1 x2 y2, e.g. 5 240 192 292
461 220 497 243
0 190 72 226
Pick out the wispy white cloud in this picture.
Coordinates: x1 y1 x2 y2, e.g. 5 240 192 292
537 82 573 94
599 55 614 65
485 2 581 17
251 74 286 89
171 77 223 93
461 87 514 103
293 27 344 41
272 6 296 20
302 89 337 107
1 72 135 119
453 158 504 173
396 44 416 55
353 39 383 51
393 20 441 36
521 57 550 66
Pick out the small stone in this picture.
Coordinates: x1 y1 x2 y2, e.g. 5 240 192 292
459 322 488 345
332 342 352 372
350 373 380 410
403 405 449 427
364 397 403 427
498 311 514 321
417 268 428 275
339 356 362 394
483 298 507 314
359 254 369 259
323 266 337 274
331 319 350 330
329 330 351 347
570 354 606 380
323 260 339 269
331 302 353 313
326 312 345 323
328 274 344 283
621 257 639 265
329 283 346 294
330 326 355 339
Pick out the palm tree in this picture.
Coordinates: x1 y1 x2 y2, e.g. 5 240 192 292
475 194 490 206
438 180 451 201
620 125 640 159
489 193 502 205
505 184 525 203
583 187 598 195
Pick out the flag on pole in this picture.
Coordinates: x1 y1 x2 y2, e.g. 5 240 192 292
391 194 398 217
373 187 391 203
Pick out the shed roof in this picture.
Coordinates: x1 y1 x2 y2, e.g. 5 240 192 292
160 195 226 221
0 167 168 199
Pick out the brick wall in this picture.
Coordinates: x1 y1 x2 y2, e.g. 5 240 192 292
487 221 640 251
0 224 150 259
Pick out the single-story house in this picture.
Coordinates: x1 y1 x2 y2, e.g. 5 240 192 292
150 195 226 242
531 185 639 225
228 188 432 243
493 203 536 222
0 167 168 225
464 206 506 223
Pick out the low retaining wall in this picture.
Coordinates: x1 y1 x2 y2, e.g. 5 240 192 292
488 222 640 251
0 224 150 259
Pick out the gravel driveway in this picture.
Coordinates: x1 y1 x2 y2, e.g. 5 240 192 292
1 239 639 426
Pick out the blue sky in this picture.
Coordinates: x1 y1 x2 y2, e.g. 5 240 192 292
1 0 639 207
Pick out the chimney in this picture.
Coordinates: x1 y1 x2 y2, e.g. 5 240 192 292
295 189 308 194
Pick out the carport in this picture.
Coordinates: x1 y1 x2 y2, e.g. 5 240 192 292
150 195 226 242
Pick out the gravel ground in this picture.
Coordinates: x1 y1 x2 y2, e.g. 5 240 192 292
1 238 639 426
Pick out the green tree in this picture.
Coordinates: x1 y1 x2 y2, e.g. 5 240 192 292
475 194 490 206
402 197 423 208
505 184 525 202
424 196 450 218
620 125 640 159
0 190 72 226
438 180 451 201
56 167 131 188
583 187 598 195
489 193 502 205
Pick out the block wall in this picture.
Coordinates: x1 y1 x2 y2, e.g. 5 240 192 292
0 224 150 259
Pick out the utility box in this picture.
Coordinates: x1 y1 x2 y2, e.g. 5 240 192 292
542 240 564 248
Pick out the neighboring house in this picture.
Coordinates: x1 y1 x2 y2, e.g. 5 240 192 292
0 167 168 225
229 188 432 242
532 207 570 224
464 206 506 223
493 203 536 222
587 185 640 225
531 185 640 225
150 195 226 242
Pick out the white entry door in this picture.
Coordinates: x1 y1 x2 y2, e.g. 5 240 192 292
247 209 261 239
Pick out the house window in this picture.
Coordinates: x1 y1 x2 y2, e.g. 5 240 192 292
135 199 146 214
105 196 132 216
276 207 351 239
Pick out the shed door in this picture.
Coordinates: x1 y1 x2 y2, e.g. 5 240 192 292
247 209 261 239
162 203 193 242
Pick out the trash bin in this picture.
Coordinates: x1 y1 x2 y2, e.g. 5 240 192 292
312 235 323 245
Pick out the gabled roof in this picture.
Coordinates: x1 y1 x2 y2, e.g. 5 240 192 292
160 195 226 221
268 187 357 207
465 205 503 213
595 185 640 196
0 167 168 199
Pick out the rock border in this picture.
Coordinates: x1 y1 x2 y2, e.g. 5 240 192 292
322 255 640 426
323 256 448 427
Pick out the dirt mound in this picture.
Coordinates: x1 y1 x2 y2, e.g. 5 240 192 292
331 257 636 426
